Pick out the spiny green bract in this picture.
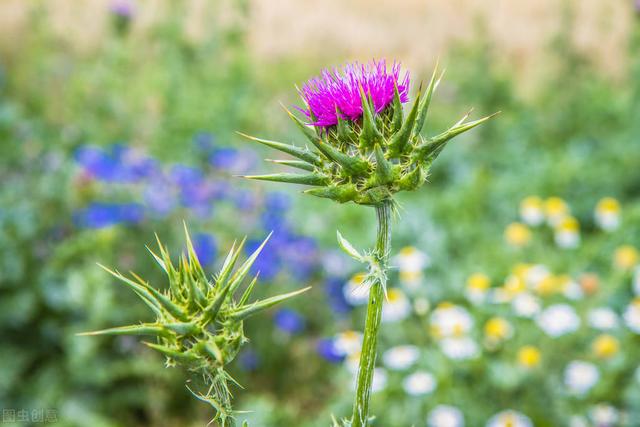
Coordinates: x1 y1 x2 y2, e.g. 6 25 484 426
79 226 309 426
241 64 498 207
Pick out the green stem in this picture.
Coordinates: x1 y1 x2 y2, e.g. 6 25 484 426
350 200 392 427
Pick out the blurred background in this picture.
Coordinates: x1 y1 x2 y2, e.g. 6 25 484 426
1 1 639 426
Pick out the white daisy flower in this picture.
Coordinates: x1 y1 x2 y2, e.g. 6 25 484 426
342 273 370 306
623 299 640 333
486 410 533 427
588 308 619 331
428 405 465 427
382 288 411 323
536 304 580 337
554 216 580 249
562 278 584 300
511 293 541 318
382 345 420 371
589 404 619 426
430 303 474 338
525 264 551 288
545 197 570 226
402 370 436 396
395 246 430 278
594 197 621 232
465 273 491 305
333 330 363 357
414 297 431 316
440 337 479 360
564 360 599 395
520 196 545 226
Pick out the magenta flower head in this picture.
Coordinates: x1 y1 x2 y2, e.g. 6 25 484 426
241 60 498 206
298 60 410 127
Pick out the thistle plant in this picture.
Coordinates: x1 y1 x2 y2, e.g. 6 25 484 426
80 227 309 426
241 59 496 426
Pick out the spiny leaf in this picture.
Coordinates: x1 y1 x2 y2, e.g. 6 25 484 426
78 323 169 337
236 131 321 166
413 63 445 136
97 264 163 317
373 144 394 185
238 275 259 306
313 138 370 176
144 342 200 361
391 83 403 133
415 111 500 162
216 239 245 290
358 85 383 150
336 106 356 142
388 86 421 156
304 184 358 203
129 271 189 322
229 287 311 321
227 233 272 296
265 159 315 172
337 230 365 262
243 173 329 186
284 105 321 146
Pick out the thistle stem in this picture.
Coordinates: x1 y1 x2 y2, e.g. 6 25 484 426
350 200 392 427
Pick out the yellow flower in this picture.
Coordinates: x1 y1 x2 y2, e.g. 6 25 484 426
614 245 639 271
545 197 569 225
535 275 560 296
517 346 541 368
519 196 544 226
504 275 527 297
596 197 621 214
504 222 532 248
484 317 512 341
467 273 490 291
554 216 580 249
592 334 619 359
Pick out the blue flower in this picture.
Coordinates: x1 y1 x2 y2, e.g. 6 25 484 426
238 349 260 371
316 338 345 363
209 147 256 174
246 237 282 280
273 308 306 334
75 144 157 183
192 233 217 266
193 132 215 153
74 202 144 228
265 192 291 212
324 277 352 314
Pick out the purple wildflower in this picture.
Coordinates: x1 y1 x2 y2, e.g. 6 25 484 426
73 202 144 229
316 338 345 363
273 309 306 334
297 60 410 127
192 233 217 266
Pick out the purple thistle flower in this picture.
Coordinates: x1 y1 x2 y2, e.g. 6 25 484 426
297 59 410 127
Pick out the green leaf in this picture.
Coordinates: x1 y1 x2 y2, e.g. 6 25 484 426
337 230 365 262
265 159 315 171
304 184 358 203
391 83 403 133
373 144 394 185
358 86 383 151
388 86 421 156
78 323 169 337
229 287 311 321
236 131 321 166
243 173 329 186
413 64 444 136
